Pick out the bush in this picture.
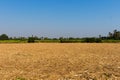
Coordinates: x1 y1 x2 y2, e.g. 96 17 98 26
60 40 81 43
95 38 102 43
28 37 35 43
82 38 102 43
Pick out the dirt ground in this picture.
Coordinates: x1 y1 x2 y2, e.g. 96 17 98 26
0 43 119 80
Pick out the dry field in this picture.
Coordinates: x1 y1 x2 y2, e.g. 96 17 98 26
0 43 120 80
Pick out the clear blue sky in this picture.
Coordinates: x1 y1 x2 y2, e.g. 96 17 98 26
0 0 120 38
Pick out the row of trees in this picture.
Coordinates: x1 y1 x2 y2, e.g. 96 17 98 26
108 29 120 39
0 29 120 43
0 34 82 40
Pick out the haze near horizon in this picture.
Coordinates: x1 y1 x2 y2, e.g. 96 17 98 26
0 0 120 38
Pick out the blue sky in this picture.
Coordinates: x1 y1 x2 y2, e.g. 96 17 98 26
0 0 120 38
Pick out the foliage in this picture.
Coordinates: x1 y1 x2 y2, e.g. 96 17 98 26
38 40 60 43
0 34 9 40
0 29 120 43
108 29 120 40
0 40 27 43
102 40 120 43
28 37 35 43
60 40 81 43
82 38 102 43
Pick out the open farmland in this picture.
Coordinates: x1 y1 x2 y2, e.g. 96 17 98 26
0 43 120 80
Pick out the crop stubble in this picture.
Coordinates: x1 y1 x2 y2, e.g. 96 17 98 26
0 43 119 80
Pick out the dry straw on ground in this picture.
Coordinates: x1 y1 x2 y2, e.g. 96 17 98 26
0 43 119 80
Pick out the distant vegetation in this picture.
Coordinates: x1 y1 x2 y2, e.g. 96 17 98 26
82 38 102 43
28 36 35 43
0 34 9 40
0 29 120 43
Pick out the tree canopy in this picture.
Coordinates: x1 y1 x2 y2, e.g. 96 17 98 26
0 34 9 40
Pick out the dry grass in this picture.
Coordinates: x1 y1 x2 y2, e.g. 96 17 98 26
0 43 120 80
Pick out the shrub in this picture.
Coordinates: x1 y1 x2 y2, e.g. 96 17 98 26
60 40 81 43
95 38 102 43
28 37 35 43
82 38 102 43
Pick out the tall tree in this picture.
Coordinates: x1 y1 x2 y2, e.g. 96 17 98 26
108 32 113 39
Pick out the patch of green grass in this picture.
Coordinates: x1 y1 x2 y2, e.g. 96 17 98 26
36 40 60 43
60 40 82 43
0 39 120 43
0 40 27 43
16 77 26 80
102 40 120 43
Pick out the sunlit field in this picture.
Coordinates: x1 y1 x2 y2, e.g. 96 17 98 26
0 43 120 80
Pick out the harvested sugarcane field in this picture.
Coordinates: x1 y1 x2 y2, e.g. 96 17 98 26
0 43 119 80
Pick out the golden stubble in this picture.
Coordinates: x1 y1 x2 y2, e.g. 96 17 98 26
0 43 119 80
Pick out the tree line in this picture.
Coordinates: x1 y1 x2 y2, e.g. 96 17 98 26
0 29 120 43
108 29 120 39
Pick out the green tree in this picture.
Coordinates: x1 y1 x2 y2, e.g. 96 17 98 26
0 34 9 40
112 30 120 39
28 35 35 43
